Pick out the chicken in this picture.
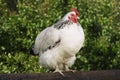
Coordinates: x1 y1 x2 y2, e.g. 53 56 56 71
30 8 85 75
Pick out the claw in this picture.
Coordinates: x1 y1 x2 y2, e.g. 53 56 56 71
69 69 76 72
65 68 76 72
53 69 64 76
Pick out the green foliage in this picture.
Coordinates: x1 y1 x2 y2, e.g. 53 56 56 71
73 0 120 70
0 0 120 73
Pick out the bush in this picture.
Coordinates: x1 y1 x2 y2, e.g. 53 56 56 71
0 0 120 73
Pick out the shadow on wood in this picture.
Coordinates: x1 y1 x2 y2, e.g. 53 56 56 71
0 70 120 80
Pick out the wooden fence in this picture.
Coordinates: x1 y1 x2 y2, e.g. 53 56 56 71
0 70 120 80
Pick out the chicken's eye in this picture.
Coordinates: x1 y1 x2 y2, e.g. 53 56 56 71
70 14 75 16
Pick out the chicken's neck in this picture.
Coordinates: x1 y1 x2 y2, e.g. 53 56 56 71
54 20 73 29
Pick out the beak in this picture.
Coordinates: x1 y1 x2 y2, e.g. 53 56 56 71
77 16 80 19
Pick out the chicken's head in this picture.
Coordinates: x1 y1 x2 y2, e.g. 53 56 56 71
68 8 79 23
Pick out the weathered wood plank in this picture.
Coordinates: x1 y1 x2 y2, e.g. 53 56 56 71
0 70 120 80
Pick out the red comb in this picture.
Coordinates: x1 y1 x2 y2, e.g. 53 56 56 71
71 8 79 16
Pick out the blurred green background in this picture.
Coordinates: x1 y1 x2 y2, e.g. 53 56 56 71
0 0 120 73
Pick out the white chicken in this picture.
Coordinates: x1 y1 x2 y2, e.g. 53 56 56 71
30 8 85 75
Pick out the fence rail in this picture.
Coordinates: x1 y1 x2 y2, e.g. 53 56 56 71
0 70 120 80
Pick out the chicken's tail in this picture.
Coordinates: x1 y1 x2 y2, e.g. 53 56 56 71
30 45 39 56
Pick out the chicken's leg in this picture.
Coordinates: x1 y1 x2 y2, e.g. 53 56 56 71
65 64 70 71
65 64 76 72
53 66 64 76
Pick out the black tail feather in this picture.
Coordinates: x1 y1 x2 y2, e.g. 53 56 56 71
29 46 39 56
